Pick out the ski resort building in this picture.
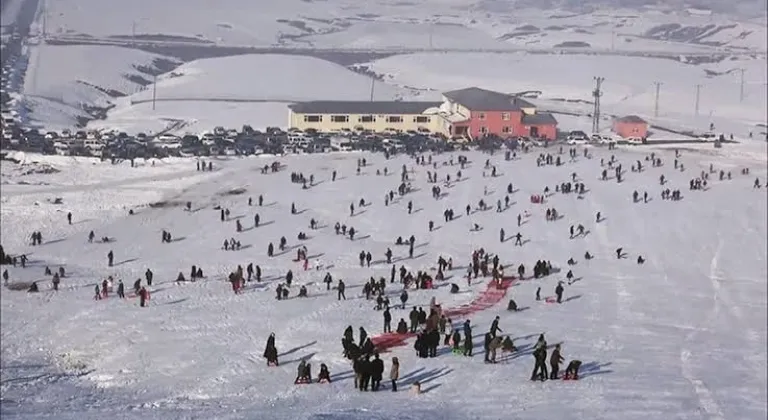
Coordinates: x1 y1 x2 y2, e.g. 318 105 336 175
287 101 444 134
613 115 649 139
287 87 558 140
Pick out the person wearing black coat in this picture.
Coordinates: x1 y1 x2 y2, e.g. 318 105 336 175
371 353 384 391
383 308 392 333
359 357 372 391
428 329 440 357
531 345 548 381
263 333 278 366
550 344 564 379
359 327 368 347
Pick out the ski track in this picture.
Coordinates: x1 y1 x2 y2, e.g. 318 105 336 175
678 240 725 420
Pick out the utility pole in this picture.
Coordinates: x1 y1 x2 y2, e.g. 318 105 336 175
653 81 662 118
152 74 157 111
739 68 745 103
132 21 136 46
428 27 434 50
592 76 604 133
369 78 375 102
694 84 702 116
611 31 615 50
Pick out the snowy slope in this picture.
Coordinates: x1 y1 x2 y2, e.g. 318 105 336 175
90 54 423 135
367 52 768 135
21 44 179 127
125 54 410 103
1 142 766 419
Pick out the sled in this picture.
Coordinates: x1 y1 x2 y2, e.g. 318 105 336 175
294 378 312 385
267 361 279 367
563 376 579 381
544 296 557 304
318 378 330 384
451 348 463 355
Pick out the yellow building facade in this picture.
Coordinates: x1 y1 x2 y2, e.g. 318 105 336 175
287 101 445 134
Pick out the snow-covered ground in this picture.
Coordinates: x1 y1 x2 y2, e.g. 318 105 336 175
1 140 766 419
367 52 768 137
20 44 179 128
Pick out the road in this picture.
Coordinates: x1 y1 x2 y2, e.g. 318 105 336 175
43 34 765 62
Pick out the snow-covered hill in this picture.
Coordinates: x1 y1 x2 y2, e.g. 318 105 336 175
36 0 767 51
1 141 766 419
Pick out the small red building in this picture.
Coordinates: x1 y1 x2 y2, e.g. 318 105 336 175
613 115 648 139
440 87 557 140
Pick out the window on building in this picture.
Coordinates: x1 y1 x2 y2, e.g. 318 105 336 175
478 113 486 120
330 115 349 123
386 116 403 123
480 126 488 134
359 115 375 123
414 116 430 123
502 113 510 121
502 126 511 133
303 115 322 123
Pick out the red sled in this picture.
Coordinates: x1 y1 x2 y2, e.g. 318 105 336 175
267 361 279 367
563 376 579 380
294 379 312 385
544 297 557 303
318 378 330 384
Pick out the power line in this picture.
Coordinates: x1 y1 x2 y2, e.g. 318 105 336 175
653 81 662 118
592 76 604 133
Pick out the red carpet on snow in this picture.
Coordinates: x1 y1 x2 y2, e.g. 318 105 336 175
371 276 515 352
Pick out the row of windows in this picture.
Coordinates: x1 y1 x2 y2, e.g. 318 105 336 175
303 115 431 124
476 112 512 121
478 126 513 134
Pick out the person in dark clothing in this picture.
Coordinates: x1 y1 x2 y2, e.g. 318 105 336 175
555 282 564 303
371 353 384 391
489 316 502 337
564 360 582 380
116 280 125 298
550 344 564 379
138 286 148 307
338 280 346 300
359 357 372 391
383 307 392 333
318 363 331 383
264 333 278 366
359 327 368 347
531 345 548 381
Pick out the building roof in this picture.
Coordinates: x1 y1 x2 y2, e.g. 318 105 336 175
615 115 647 124
522 113 558 126
288 101 443 115
443 87 534 111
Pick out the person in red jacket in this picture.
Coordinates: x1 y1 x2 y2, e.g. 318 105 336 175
139 287 150 307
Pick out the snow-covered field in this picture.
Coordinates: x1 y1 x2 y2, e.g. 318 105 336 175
35 0 768 51
1 140 766 419
21 44 179 128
